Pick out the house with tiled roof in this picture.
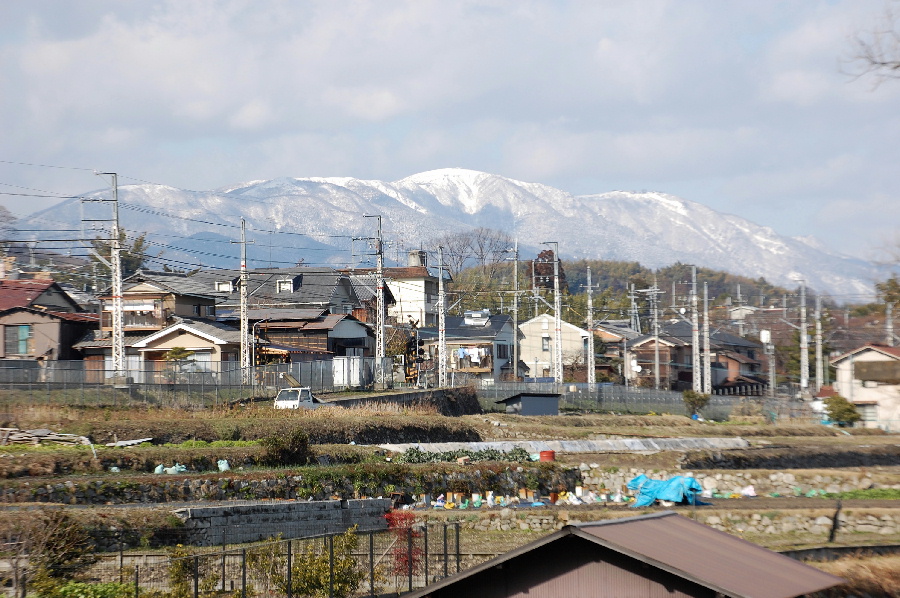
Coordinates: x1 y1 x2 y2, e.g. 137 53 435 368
831 344 900 430
627 319 764 392
0 279 98 362
518 314 590 381
97 270 222 333
0 306 98 361
189 267 362 314
417 309 515 382
343 250 448 327
0 279 82 313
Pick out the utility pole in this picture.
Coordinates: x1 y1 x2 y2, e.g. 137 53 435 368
815 295 823 392
799 281 809 393
231 219 253 384
107 174 124 377
762 330 775 397
629 284 641 332
543 242 563 384
86 173 125 377
512 240 519 381
586 266 595 386
691 266 701 394
650 278 661 390
886 302 895 347
703 282 711 395
365 215 385 386
438 246 447 387
736 283 744 336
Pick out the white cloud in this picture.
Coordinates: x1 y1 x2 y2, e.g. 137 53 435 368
0 0 897 262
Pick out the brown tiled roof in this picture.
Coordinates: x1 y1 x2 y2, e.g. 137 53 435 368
0 279 55 311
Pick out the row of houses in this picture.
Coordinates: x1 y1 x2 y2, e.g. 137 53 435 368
2 258 898 429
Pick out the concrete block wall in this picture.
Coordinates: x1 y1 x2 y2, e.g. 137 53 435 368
172 499 391 546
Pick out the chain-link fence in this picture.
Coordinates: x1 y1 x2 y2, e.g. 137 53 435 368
0 358 392 409
34 522 463 598
474 381 818 422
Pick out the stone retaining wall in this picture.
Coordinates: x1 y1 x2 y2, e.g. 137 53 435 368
171 499 391 546
454 507 900 538
2 466 579 505
578 464 900 497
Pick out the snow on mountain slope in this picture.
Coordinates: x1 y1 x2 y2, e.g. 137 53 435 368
19 168 881 295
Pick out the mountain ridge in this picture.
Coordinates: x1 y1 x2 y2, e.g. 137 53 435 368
20 168 881 296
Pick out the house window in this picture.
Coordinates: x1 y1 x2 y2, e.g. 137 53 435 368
496 344 509 359
277 280 294 293
192 305 201 316
204 305 216 317
542 336 550 351
4 325 33 355
215 281 233 292
856 403 877 423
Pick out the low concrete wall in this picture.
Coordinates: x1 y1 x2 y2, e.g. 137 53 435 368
172 499 391 546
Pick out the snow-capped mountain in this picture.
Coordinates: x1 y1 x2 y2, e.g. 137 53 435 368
21 168 882 296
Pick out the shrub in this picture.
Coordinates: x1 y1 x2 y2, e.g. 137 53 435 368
278 527 365 598
259 426 311 466
49 581 134 598
824 395 861 426
682 390 711 416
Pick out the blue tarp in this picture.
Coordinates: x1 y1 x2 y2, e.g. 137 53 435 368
627 474 703 508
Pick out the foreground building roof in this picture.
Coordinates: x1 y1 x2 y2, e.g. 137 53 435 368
404 511 842 598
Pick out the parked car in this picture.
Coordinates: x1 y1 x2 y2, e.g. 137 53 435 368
273 386 323 409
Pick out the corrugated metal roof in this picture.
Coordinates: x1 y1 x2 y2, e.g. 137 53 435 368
402 511 843 598
575 512 843 598
0 279 55 311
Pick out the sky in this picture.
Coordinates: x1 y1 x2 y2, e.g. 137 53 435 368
1 0 899 262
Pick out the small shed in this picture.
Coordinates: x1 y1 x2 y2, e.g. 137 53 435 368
403 511 843 598
495 392 560 416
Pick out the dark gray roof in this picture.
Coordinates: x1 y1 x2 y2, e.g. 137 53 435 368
345 274 396 305
189 267 356 308
632 319 760 350
72 330 151 349
118 270 221 299
169 318 242 344
418 314 512 341
216 307 327 321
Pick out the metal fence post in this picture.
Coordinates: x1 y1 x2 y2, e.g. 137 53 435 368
328 535 335 598
455 523 460 573
407 527 413 592
134 565 139 598
241 548 246 598
369 532 375 598
423 525 429 583
193 556 199 598
443 524 448 578
287 539 293 598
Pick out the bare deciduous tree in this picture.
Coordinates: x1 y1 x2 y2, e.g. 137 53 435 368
847 1 900 83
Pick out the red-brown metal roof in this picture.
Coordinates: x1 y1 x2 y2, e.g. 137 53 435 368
403 511 843 598
0 279 55 311
574 512 843 598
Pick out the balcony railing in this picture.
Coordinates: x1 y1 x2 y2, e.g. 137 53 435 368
101 312 168 330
